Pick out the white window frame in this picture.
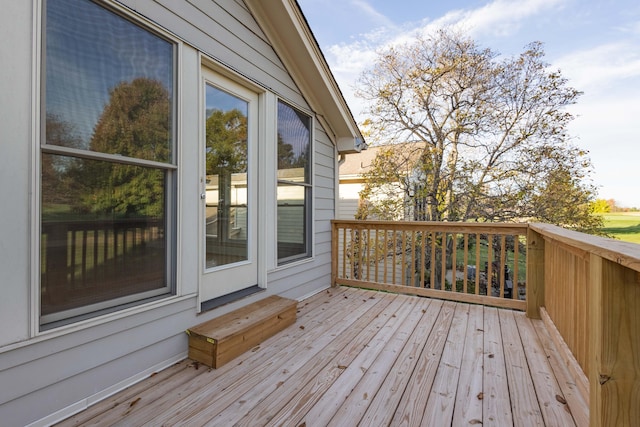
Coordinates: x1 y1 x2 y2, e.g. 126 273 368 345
275 99 314 265
34 0 181 330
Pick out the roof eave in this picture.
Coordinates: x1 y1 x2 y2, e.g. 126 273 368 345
244 0 365 154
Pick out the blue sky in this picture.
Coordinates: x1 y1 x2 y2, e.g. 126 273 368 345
298 0 640 208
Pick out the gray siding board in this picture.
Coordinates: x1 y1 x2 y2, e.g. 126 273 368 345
185 0 277 63
0 298 194 406
0 0 341 423
1 335 186 427
315 163 334 181
315 231 332 245
315 175 335 191
315 208 337 221
315 139 335 158
122 0 308 107
314 220 332 234
0 0 32 347
268 254 331 283
315 186 335 200
200 0 268 44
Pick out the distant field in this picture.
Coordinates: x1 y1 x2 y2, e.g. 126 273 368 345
600 213 640 244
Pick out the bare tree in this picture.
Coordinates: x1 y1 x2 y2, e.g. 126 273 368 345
356 30 601 231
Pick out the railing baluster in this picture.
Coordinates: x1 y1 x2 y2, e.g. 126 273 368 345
330 220 528 311
440 232 446 291
463 233 468 294
475 233 480 295
82 229 88 285
400 231 406 287
342 227 346 279
430 231 436 289
349 228 355 279
409 231 415 287
383 229 388 283
364 227 370 282
420 229 426 288
451 233 457 293
513 236 519 299
374 228 379 283
487 234 494 296
392 231 397 285
499 235 506 298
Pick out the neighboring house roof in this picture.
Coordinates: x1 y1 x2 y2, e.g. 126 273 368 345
339 142 427 181
245 0 365 154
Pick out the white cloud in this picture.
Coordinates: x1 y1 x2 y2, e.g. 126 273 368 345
324 0 571 122
351 0 397 29
422 0 567 39
554 42 640 94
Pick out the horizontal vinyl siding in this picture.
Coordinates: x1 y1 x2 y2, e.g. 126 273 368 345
0 298 194 426
0 1 339 424
0 0 32 347
121 0 308 108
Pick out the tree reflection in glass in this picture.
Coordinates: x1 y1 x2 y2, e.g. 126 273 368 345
204 84 249 269
41 0 175 323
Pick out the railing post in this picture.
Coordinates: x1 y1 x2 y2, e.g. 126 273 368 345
589 254 640 427
331 221 338 287
526 227 545 319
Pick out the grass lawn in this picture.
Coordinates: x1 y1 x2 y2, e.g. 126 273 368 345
600 213 640 244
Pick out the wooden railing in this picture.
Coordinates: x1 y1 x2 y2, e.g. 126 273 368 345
528 223 640 427
331 220 640 426
331 220 529 310
41 218 165 316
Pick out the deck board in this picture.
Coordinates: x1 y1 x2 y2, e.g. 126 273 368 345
500 308 545 426
56 286 588 427
483 306 513 426
452 303 484 426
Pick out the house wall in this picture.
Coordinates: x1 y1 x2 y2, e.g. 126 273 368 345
0 1 336 425
338 180 363 219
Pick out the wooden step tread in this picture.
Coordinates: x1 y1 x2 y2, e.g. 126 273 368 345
187 295 297 368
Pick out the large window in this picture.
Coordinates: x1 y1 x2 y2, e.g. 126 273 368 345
40 0 176 326
277 101 312 263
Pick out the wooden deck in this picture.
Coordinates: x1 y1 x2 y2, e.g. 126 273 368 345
57 286 588 426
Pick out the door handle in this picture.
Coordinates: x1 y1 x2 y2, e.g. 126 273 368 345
200 193 206 200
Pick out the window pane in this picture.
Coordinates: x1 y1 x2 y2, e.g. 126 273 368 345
204 84 249 268
41 1 175 325
277 183 309 261
41 154 168 319
45 0 174 163
277 101 310 183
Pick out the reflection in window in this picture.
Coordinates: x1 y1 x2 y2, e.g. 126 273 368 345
41 0 175 326
45 0 174 161
204 84 249 269
277 101 312 263
41 155 167 317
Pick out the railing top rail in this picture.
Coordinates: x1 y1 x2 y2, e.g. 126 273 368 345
530 222 640 273
331 219 529 235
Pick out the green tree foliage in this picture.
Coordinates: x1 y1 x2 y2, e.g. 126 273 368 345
356 30 602 232
205 108 248 176
81 78 171 217
42 115 84 209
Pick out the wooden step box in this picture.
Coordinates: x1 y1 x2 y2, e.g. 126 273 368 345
187 295 298 368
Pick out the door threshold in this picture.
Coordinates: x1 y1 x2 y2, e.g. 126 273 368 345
200 285 263 313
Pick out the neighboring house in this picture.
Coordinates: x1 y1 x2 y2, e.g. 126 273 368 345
339 142 425 220
338 145 380 219
0 1 363 425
